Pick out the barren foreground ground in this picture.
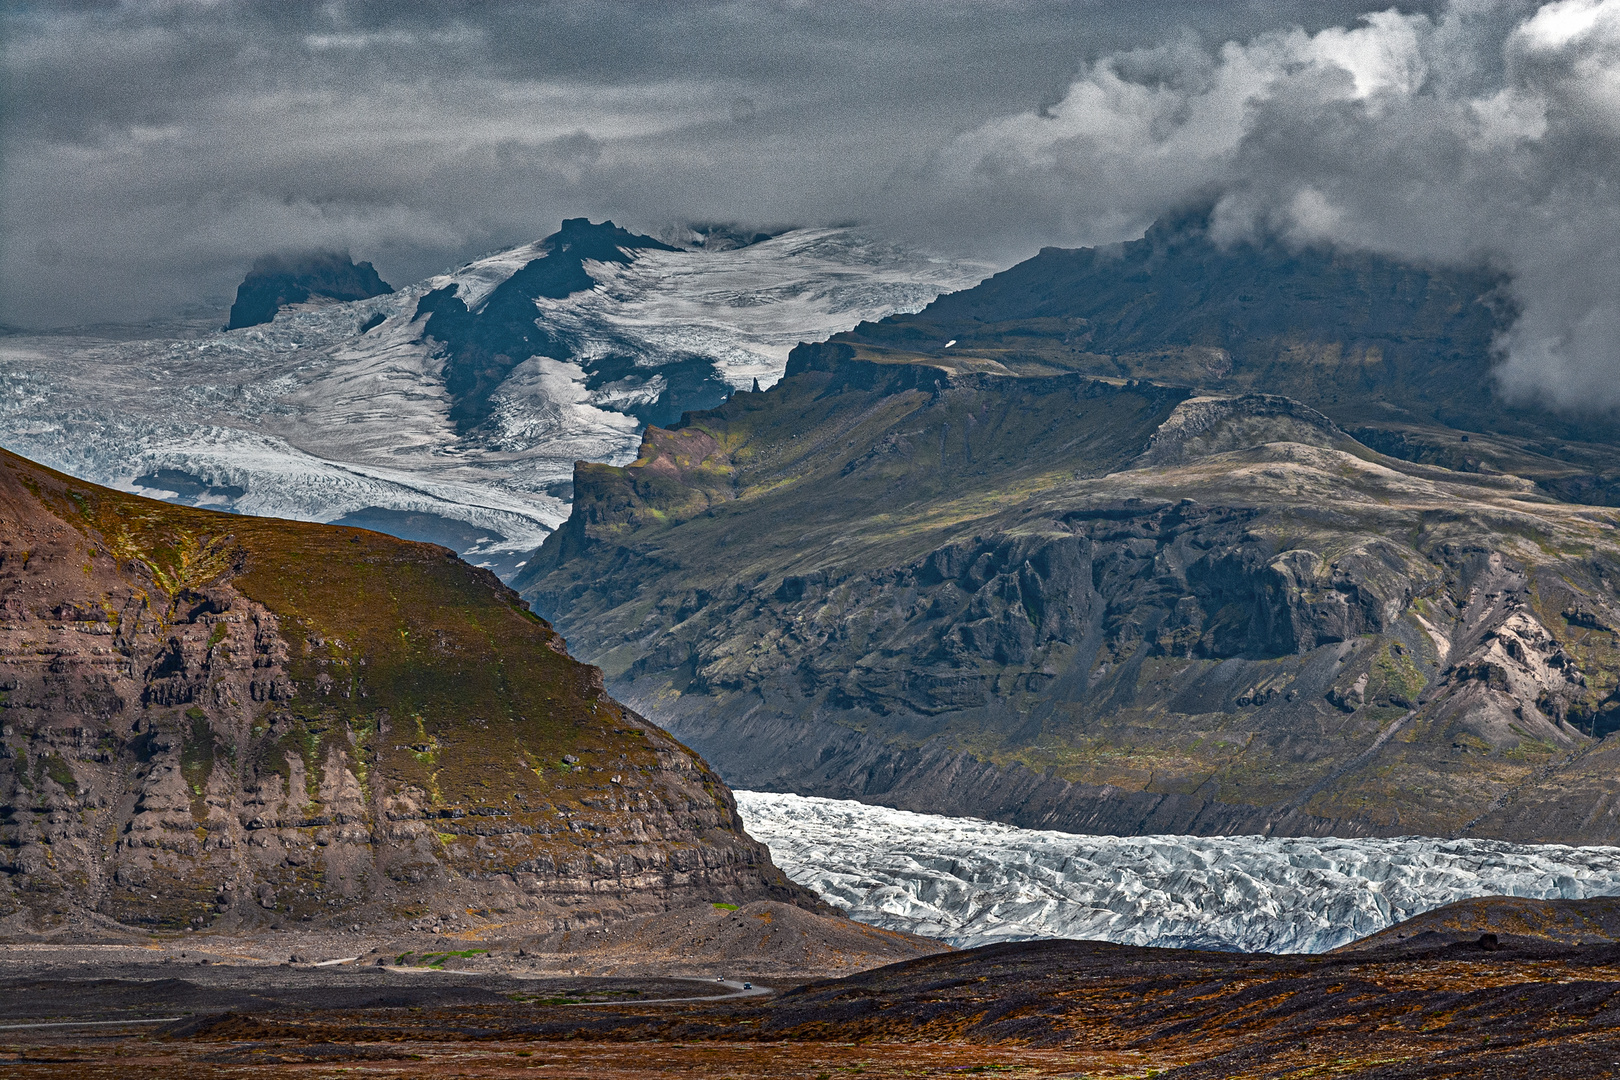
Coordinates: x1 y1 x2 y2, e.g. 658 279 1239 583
5 931 1620 1078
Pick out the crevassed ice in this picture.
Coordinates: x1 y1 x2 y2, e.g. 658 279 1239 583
0 228 988 575
734 791 1620 953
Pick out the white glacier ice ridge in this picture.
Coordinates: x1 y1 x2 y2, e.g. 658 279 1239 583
734 791 1620 953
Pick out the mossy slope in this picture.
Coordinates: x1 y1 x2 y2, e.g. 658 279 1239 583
520 353 1620 844
0 447 806 934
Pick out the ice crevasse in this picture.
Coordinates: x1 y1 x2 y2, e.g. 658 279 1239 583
735 791 1620 953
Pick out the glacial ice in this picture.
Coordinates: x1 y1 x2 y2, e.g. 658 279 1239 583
0 228 987 575
735 791 1620 953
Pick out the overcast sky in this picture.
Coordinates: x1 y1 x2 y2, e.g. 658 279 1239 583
4 0 1620 412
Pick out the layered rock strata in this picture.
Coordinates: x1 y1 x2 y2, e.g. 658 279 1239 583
0 448 808 934
519 352 1620 844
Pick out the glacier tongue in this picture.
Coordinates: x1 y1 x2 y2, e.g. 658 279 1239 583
734 791 1620 953
0 227 987 576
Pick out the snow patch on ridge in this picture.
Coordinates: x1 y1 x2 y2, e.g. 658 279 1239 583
735 791 1620 953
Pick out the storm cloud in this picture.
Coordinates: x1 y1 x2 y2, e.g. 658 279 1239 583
913 0 1620 413
4 0 1618 412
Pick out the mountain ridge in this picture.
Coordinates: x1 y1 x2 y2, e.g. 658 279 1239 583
817 207 1620 504
516 225 1620 843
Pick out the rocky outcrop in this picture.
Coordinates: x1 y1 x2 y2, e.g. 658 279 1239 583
225 251 393 330
521 350 1620 844
1339 896 1620 951
0 447 812 935
410 218 726 434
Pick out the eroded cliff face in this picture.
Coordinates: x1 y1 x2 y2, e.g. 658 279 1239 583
521 359 1620 844
0 448 807 935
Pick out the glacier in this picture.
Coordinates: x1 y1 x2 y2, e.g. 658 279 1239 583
0 226 987 575
734 791 1620 953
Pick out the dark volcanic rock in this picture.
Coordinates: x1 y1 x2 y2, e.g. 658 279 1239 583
412 218 712 434
225 251 393 330
1341 895 1620 951
518 345 1620 844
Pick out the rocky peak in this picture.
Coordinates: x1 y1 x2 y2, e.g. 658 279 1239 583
413 219 696 434
225 251 393 331
547 217 678 264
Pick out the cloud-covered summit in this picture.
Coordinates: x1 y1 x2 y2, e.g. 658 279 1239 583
3 1 1617 412
0 1 1423 328
913 0 1620 412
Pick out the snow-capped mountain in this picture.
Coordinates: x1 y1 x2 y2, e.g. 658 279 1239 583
736 791 1620 953
0 222 989 575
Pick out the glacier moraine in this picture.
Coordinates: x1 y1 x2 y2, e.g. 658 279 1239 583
734 791 1620 953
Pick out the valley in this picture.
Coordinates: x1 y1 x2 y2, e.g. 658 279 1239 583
6 207 1620 1078
12 0 1620 1072
8 932 1620 1078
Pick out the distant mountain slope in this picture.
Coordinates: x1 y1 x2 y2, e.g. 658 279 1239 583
518 334 1620 846
860 207 1503 387
825 208 1620 505
0 222 988 577
0 447 809 935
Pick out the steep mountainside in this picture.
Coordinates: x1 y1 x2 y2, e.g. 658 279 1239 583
518 347 1620 844
0 223 986 576
0 448 809 935
828 208 1620 506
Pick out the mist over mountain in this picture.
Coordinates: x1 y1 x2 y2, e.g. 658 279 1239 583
225 251 393 330
901 1 1620 415
5 1 1618 421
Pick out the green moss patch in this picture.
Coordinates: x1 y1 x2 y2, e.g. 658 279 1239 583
38 753 76 795
179 711 219 820
396 949 487 969
1370 642 1427 707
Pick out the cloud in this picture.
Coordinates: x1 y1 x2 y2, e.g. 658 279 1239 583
0 1 1410 329
10 3 1613 416
911 0 1620 413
